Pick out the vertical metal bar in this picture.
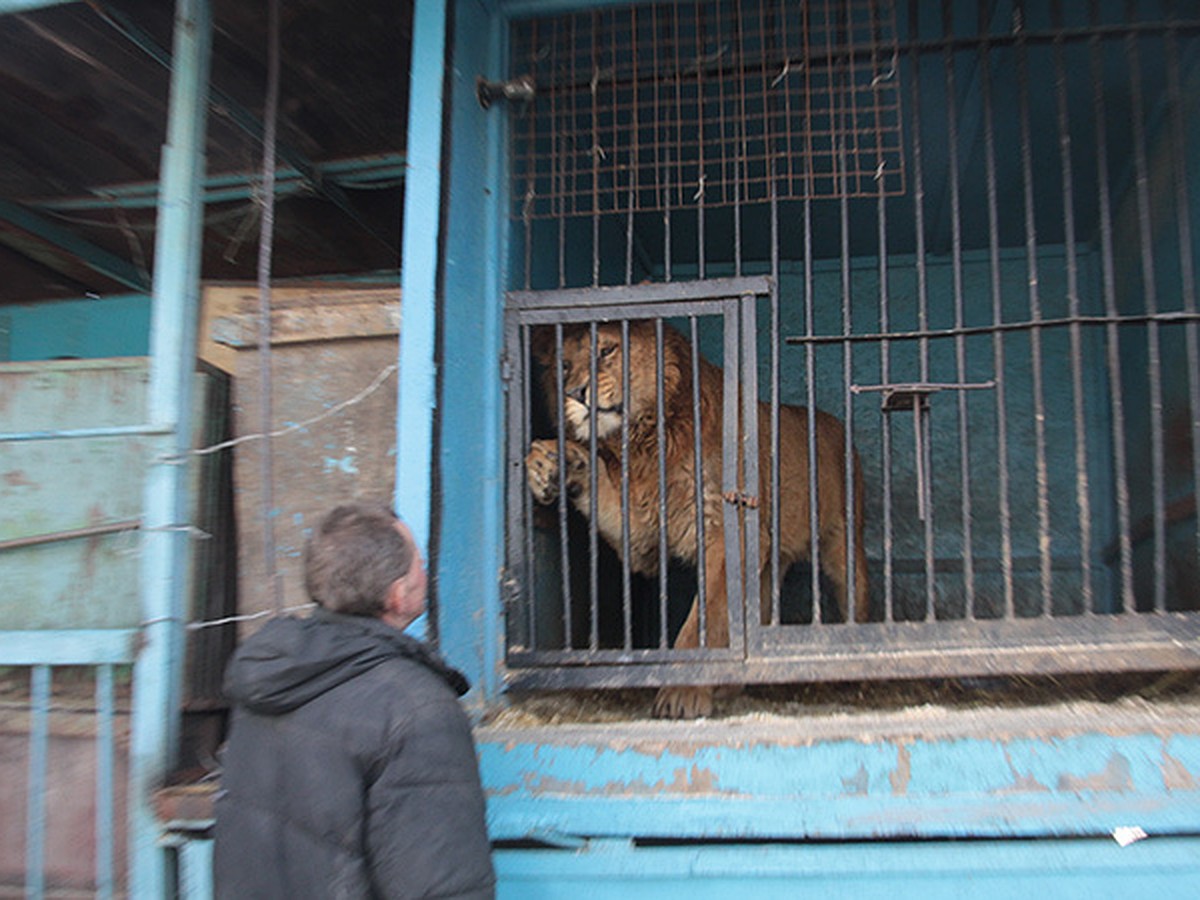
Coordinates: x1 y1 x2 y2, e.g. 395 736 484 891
1164 16 1200 604
520 325 537 649
553 324 573 646
691 316 708 644
96 663 115 900
695 4 706 280
130 2 211 895
943 0 976 618
1124 16 1167 613
804 177 821 623
740 293 760 651
626 7 639 287
656 319 670 648
1051 0 1094 614
26 665 49 900
588 322 600 651
620 319 633 649
567 13 579 265
661 1 673 281
590 10 601 287
978 5 1016 619
877 95 894 624
769 158 782 626
1090 3 1134 612
908 0 935 619
1014 1 1054 615
723 304 744 647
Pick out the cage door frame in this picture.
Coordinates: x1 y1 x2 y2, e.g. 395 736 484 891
503 277 770 687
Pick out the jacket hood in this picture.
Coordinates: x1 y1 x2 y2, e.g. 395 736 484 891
223 608 470 715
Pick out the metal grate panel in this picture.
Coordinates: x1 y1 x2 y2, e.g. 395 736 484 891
509 0 905 219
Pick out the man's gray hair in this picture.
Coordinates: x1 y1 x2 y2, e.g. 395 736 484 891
304 503 413 616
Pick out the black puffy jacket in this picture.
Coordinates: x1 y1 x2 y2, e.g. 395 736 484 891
214 609 495 899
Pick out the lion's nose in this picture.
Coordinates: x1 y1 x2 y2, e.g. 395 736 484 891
566 384 587 405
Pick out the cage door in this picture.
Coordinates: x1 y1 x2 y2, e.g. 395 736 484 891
503 280 770 690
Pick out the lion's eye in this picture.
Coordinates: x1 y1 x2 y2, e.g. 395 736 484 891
598 343 617 360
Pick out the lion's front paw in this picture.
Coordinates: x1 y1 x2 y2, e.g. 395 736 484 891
526 439 588 505
652 685 714 719
526 439 561 505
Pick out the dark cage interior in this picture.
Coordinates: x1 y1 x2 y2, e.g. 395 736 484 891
501 0 1200 694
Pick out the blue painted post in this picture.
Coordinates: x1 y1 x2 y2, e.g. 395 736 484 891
25 665 49 900
127 0 211 896
96 663 115 900
395 0 447 645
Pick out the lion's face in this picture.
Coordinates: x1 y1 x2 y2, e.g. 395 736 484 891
537 321 671 442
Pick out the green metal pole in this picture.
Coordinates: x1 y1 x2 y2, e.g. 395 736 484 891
128 0 210 895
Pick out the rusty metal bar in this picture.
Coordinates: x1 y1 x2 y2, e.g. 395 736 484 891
620 319 633 650
553 323 573 647
977 11 1016 619
943 0 976 618
656 319 669 649
908 0 936 618
1089 4 1135 612
691 316 707 645
1014 1 1055 615
1164 18 1200 605
0 519 140 552
1125 19 1168 613
588 322 600 652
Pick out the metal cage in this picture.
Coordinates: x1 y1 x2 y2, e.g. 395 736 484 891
500 0 1200 691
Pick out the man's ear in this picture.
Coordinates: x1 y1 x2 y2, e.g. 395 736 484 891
383 577 407 617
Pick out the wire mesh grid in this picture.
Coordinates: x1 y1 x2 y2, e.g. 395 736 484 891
509 0 905 219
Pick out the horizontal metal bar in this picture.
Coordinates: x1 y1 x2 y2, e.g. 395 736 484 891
0 423 172 442
785 310 1200 346
30 154 408 212
505 615 1200 692
0 519 139 552
850 381 996 395
508 646 744 667
0 630 138 665
507 276 772 311
514 298 739 327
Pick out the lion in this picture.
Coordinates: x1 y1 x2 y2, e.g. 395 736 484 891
525 319 868 718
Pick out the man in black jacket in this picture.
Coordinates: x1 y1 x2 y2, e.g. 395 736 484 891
214 503 496 899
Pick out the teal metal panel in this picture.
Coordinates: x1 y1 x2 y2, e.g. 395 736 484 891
479 707 1200 841
494 838 1200 898
0 294 151 361
0 359 154 630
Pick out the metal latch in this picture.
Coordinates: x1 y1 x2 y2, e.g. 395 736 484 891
851 381 995 521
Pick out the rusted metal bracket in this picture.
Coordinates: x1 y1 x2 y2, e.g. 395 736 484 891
853 381 995 521
477 74 536 108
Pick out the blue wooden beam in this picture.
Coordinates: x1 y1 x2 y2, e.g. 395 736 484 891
127 0 211 895
0 0 77 13
395 0 447 643
0 199 150 292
